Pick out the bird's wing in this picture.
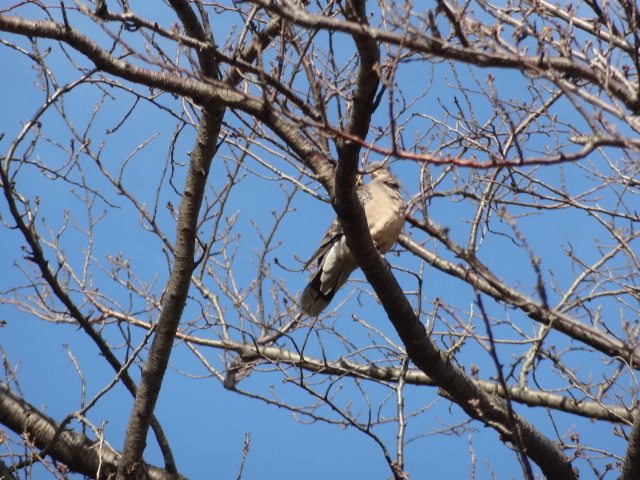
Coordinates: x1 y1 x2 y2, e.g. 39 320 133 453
302 217 343 271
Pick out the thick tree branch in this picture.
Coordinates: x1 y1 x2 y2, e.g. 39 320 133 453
279 1 582 474
120 314 633 424
0 16 245 107
165 0 217 79
251 0 640 114
0 385 186 480
0 459 17 480
116 109 221 479
399 226 640 367
334 165 577 480
336 0 381 160
117 5 220 472
622 412 640 480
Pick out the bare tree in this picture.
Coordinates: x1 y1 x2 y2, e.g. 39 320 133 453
1 1 639 479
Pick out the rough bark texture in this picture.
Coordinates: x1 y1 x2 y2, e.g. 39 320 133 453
0 386 186 480
116 109 223 479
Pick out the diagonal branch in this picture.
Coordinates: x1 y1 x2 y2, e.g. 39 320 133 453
250 0 640 113
0 385 186 480
120 314 633 424
115 111 221 479
0 14 337 196
399 224 640 366
1 120 177 472
116 9 286 476
333 155 577 480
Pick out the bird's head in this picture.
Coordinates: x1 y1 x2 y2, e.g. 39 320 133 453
366 161 401 189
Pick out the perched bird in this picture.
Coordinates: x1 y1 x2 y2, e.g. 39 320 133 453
300 163 405 316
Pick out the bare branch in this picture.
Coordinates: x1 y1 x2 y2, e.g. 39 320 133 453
0 385 186 480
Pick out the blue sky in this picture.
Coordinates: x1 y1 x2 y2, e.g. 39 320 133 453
1 3 636 480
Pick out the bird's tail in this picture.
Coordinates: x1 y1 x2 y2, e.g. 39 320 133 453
300 261 355 317
300 269 337 317
300 234 357 316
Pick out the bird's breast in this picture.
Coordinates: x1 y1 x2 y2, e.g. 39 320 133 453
364 187 404 254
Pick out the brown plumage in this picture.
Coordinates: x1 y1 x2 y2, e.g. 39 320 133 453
300 164 405 316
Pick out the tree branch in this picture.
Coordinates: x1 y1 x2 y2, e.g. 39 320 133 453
335 0 381 160
622 411 640 480
116 108 221 479
121 314 633 424
399 226 640 366
333 145 577 480
250 0 640 113
0 385 186 480
1 131 177 471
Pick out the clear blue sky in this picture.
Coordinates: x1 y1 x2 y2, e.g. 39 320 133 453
0 4 632 480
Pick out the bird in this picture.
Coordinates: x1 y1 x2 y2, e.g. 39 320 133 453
300 163 405 316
